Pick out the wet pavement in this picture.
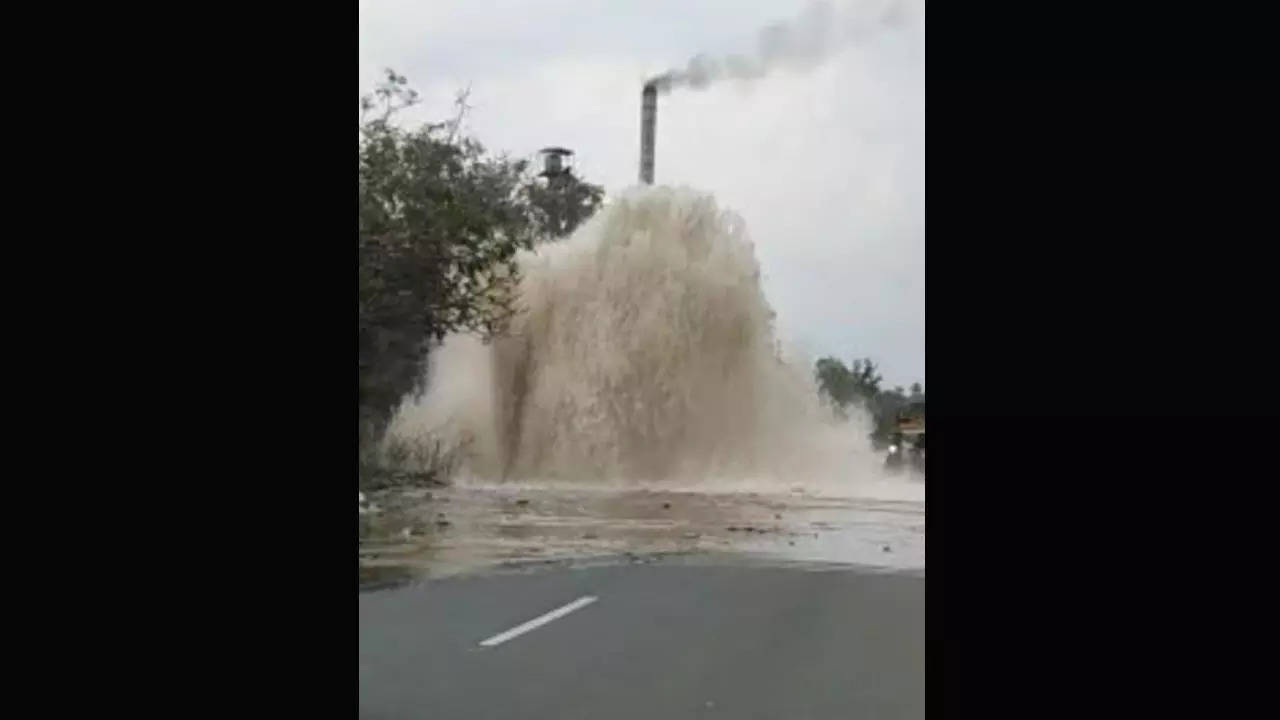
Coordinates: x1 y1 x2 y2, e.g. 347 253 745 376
359 480 925 586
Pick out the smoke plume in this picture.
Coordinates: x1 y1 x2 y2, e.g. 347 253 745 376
647 0 912 93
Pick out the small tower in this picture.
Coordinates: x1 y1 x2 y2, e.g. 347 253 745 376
538 147 575 186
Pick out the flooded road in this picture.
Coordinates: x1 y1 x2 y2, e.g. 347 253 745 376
359 479 924 586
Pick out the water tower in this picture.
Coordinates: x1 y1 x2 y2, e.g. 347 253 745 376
538 147 575 186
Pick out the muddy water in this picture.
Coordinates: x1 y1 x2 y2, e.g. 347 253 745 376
359 482 924 585
366 189 927 585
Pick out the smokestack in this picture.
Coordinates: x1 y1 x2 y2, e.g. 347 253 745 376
639 83 657 185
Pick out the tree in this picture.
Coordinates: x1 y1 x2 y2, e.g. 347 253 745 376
910 382 923 397
522 171 604 241
815 356 882 418
815 357 855 414
358 71 604 448
849 358 883 400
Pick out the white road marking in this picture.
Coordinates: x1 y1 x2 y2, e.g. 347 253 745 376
478 595 599 647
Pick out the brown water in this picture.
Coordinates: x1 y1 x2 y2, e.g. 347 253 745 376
359 481 924 585
365 188 924 586
385 188 886 486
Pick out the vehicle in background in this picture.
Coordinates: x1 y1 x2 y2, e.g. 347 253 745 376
885 414 925 477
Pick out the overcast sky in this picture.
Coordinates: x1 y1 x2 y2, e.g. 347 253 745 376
359 0 925 388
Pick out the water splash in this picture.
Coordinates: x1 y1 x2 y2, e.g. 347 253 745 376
388 186 906 498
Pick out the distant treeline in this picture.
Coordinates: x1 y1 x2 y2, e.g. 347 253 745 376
814 357 924 448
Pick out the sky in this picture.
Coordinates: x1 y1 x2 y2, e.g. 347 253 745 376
359 0 925 389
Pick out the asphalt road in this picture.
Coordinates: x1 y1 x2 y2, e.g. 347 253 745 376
359 561 924 719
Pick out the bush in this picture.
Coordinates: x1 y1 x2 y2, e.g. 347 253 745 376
358 432 473 490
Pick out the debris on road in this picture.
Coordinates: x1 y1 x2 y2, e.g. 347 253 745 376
358 483 925 587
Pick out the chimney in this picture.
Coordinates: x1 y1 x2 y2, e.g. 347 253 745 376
639 83 657 185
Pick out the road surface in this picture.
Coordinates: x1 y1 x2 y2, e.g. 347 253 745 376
359 560 924 719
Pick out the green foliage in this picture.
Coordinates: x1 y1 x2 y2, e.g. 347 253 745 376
814 356 883 417
358 70 603 447
814 357 853 414
522 173 605 241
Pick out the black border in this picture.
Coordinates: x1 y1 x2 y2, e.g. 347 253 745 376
926 5 1275 716
90 10 358 714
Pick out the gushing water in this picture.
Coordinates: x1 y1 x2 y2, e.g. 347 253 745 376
387 187 906 498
